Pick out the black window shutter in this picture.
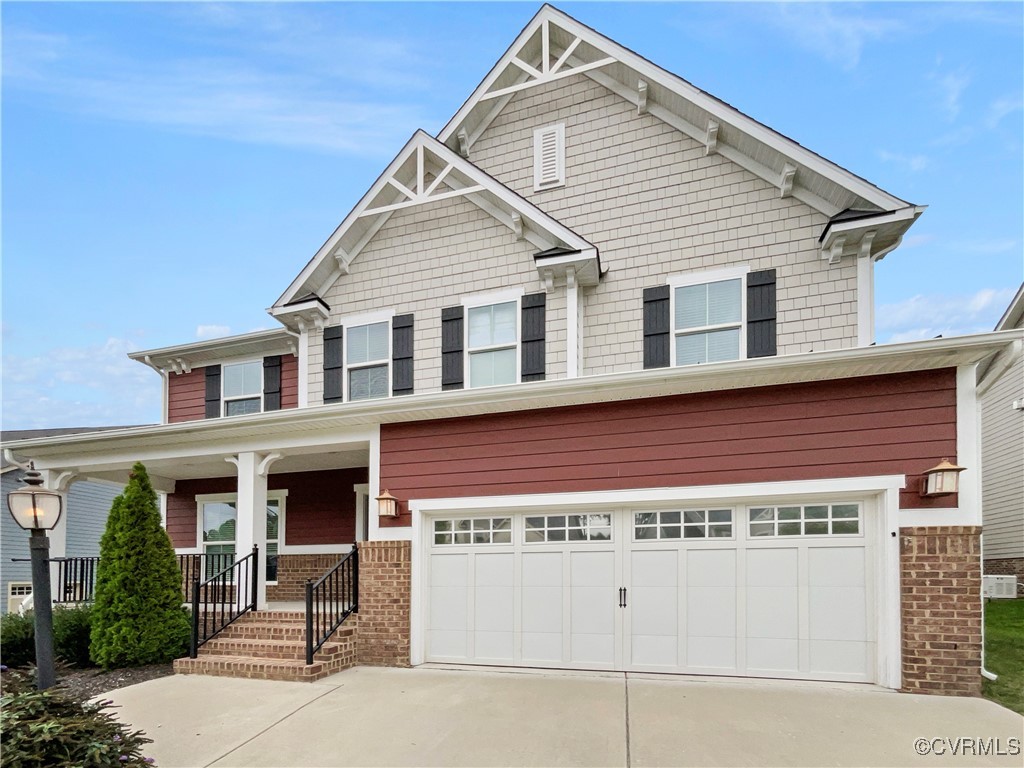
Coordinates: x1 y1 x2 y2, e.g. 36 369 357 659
441 306 464 390
323 325 344 403
747 269 777 358
521 293 546 382
204 365 222 418
263 355 282 411
642 286 671 369
392 314 414 396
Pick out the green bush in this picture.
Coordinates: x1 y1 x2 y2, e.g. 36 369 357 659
1 611 36 668
53 604 93 668
0 666 155 767
90 463 191 668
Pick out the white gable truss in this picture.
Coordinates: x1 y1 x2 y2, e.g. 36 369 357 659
439 4 919 226
275 130 598 309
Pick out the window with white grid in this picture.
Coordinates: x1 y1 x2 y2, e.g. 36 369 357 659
748 503 861 537
524 513 612 543
433 518 512 545
634 509 733 540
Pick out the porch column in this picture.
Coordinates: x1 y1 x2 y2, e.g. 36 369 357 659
227 452 273 610
39 471 69 600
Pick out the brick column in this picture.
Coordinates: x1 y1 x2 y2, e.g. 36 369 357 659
900 526 983 696
356 541 411 667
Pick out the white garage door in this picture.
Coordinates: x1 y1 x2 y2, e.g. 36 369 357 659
425 501 874 683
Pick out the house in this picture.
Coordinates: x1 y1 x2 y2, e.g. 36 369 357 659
979 284 1024 593
1 429 126 613
5 5 1020 695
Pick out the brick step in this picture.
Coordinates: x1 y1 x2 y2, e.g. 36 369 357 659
201 637 349 661
216 620 356 642
174 654 349 682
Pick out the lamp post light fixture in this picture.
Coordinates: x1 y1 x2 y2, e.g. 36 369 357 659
6 465 63 690
921 458 966 497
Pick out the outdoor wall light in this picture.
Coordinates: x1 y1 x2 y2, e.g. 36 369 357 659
6 464 63 690
921 458 966 497
376 489 400 517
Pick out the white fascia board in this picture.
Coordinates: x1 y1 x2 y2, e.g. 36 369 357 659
276 130 595 308
819 206 925 254
439 5 909 213
11 330 1020 473
129 329 298 372
410 475 907 514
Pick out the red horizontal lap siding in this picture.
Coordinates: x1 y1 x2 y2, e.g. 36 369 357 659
167 369 207 423
280 354 299 410
165 468 368 549
379 369 958 527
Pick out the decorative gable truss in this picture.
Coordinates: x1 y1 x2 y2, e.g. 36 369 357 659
439 4 924 264
273 130 599 314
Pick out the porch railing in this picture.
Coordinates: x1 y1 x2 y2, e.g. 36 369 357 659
35 553 249 606
189 545 259 658
305 545 358 665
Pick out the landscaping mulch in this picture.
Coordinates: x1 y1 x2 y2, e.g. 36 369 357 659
54 663 175 700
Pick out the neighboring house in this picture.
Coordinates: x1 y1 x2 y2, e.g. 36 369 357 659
979 284 1024 592
6 6 1021 695
1 429 127 613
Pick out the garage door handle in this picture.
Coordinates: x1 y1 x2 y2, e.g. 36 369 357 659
618 587 627 608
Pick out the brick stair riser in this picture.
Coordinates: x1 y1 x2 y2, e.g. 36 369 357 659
218 625 307 640
201 640 347 661
173 654 355 682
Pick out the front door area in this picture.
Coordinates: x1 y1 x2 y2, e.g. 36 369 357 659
425 501 875 683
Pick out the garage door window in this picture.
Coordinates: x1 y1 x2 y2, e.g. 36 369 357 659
434 517 512 545
634 509 733 540
748 503 860 537
525 514 612 543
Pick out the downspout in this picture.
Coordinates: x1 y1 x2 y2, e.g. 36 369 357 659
974 363 998 682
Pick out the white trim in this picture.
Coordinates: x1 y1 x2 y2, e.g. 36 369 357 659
336 308 396 329
666 265 749 288
566 269 580 378
354 483 370 542
159 491 167 529
857 255 875 346
411 499 425 665
410 476 907 514
195 489 288 548
460 287 525 309
342 314 393 403
297 326 310 408
279 543 354 556
876 485 902 689
955 363 981 526
221 357 265 417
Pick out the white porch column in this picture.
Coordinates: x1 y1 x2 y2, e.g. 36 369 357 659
40 471 70 597
227 452 271 609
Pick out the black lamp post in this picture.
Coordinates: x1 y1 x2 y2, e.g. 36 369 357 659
7 464 63 689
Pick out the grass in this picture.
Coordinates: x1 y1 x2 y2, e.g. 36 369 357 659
982 598 1024 714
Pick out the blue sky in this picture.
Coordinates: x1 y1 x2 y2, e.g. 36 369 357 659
2 1 1022 429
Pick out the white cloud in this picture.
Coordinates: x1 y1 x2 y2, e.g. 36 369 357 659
1 337 160 430
878 150 930 173
935 69 971 121
196 324 232 339
986 96 1024 129
766 4 903 69
876 287 1017 343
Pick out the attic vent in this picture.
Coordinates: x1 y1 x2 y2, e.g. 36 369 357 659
533 123 565 191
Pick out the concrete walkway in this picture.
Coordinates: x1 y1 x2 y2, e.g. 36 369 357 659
105 667 1023 767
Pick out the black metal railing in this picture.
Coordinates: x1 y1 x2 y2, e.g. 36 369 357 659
305 545 358 665
54 557 99 603
189 545 259 658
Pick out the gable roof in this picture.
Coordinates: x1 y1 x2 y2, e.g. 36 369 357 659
438 4 915 218
275 130 596 309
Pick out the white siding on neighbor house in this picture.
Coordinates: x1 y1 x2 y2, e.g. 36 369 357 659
0 473 120 613
469 74 858 375
314 194 567 405
981 344 1024 561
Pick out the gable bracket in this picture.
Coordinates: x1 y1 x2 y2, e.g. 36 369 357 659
637 80 649 115
705 120 719 155
779 163 797 198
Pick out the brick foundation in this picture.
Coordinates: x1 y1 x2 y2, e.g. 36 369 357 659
900 526 983 696
267 553 348 602
983 557 1024 595
356 540 410 667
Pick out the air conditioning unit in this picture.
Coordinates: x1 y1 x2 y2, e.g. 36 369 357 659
983 575 1018 599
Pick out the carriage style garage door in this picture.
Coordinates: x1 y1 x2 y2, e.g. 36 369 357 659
425 501 875 683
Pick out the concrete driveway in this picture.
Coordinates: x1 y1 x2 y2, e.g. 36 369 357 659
106 667 1023 767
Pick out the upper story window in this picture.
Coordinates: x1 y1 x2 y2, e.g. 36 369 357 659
222 361 262 416
346 322 390 401
533 123 565 191
468 301 518 387
674 277 744 365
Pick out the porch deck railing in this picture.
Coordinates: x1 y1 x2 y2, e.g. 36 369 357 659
189 545 259 658
35 553 263 606
305 545 358 665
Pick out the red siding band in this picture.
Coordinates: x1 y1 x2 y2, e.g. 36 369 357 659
167 355 300 423
379 369 958 527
